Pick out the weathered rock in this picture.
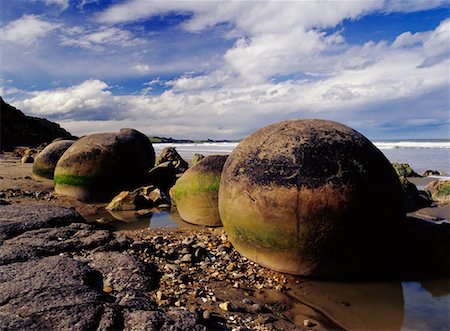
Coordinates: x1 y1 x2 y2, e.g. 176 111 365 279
147 161 179 194
54 128 155 201
0 204 83 245
106 185 169 211
20 155 33 163
0 222 111 265
421 170 443 177
219 119 404 276
425 180 450 204
88 251 155 310
0 255 103 330
399 176 433 211
192 153 205 166
32 140 74 179
155 147 188 173
392 163 421 178
170 155 228 227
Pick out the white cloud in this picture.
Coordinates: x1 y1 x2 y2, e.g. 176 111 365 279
60 26 143 50
44 0 70 11
15 79 112 116
132 64 151 74
0 15 60 45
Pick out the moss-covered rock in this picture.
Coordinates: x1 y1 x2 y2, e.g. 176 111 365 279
425 180 450 204
392 163 421 178
170 155 228 227
21 155 34 163
54 128 155 201
191 153 205 166
219 119 404 276
32 140 74 180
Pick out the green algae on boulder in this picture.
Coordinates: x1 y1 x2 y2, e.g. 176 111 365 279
54 128 155 201
32 140 74 180
425 180 450 204
392 163 421 178
219 119 405 277
170 155 228 227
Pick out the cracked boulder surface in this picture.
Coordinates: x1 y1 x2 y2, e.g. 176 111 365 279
0 204 203 331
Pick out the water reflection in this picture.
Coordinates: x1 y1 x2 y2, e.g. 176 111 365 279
286 277 450 331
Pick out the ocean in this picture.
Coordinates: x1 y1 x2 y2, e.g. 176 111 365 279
154 139 450 175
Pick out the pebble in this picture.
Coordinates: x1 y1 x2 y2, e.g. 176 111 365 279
181 254 192 262
219 301 232 311
156 290 163 301
303 319 316 327
103 286 113 293
250 303 264 313
202 310 211 320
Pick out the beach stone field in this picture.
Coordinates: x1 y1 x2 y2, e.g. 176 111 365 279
0 117 449 331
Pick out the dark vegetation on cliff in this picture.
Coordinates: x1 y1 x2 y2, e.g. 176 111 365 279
0 97 73 151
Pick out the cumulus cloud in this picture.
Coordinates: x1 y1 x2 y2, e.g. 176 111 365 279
5 1 450 139
0 15 60 45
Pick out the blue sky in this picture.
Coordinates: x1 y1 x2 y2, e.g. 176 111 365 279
0 0 449 139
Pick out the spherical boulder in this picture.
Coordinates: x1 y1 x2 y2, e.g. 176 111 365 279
32 140 75 180
219 119 404 276
170 155 228 226
54 128 155 201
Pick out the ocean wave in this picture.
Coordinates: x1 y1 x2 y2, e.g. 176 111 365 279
373 141 450 149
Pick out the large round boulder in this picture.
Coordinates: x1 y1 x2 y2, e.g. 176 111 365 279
170 155 228 226
219 119 404 276
54 128 155 201
32 140 75 180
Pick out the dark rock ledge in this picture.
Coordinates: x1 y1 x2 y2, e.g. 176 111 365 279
0 204 204 331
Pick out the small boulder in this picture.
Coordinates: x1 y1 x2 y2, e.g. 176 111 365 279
399 176 433 211
147 162 179 194
421 170 445 177
20 155 34 163
155 147 188 173
192 153 205 166
106 185 169 211
425 180 450 204
54 128 155 201
32 140 74 180
170 155 228 227
392 163 421 178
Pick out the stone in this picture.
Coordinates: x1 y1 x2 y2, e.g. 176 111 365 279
0 222 111 265
20 155 33 163
54 128 155 201
0 255 103 330
219 301 231 311
425 180 450 204
0 204 83 245
123 308 205 331
106 185 169 211
219 119 405 276
32 140 74 179
421 170 442 177
398 176 433 211
170 155 228 226
155 147 189 173
148 162 179 194
392 163 421 178
192 153 205 166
